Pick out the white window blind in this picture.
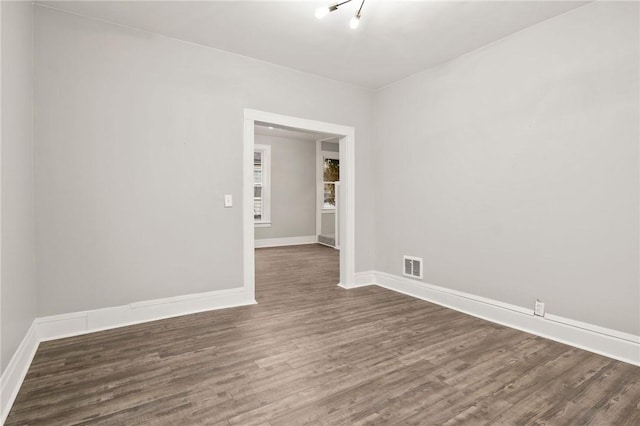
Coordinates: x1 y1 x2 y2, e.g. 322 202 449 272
254 145 271 224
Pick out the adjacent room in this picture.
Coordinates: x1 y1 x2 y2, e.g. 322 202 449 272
252 123 341 306
1 0 639 424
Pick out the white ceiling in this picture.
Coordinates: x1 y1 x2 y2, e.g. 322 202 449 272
38 0 589 89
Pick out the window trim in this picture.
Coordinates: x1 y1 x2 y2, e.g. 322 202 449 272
254 144 271 226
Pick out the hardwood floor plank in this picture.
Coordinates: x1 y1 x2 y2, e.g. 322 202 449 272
6 244 640 425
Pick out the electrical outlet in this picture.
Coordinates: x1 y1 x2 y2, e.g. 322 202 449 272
534 299 545 317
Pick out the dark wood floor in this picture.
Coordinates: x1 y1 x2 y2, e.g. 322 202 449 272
6 244 640 425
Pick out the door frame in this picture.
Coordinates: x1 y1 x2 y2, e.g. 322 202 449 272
243 109 356 299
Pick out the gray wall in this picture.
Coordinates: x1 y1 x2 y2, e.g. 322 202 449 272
321 140 339 152
374 1 639 335
34 6 375 316
254 134 316 240
1 1 36 373
321 213 335 237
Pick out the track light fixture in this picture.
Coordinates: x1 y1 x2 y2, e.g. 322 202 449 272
350 0 365 29
315 0 366 29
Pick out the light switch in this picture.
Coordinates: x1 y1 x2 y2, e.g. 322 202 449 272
224 194 233 208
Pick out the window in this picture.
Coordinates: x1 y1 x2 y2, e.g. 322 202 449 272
254 144 271 226
323 158 339 209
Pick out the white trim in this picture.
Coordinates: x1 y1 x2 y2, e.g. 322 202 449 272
334 181 340 248
254 222 271 228
36 287 256 342
544 313 639 344
351 271 640 366
246 109 354 136
243 117 256 299
245 109 356 290
317 240 339 250
345 271 376 288
315 141 323 236
254 235 317 248
377 271 532 315
0 4 6 422
1 323 39 424
338 134 353 279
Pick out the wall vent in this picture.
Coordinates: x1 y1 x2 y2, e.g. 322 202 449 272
403 255 423 279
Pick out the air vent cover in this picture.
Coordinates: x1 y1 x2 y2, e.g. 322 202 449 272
403 255 423 279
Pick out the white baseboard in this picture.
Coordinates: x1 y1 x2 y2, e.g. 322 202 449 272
1 322 40 424
1 287 256 423
37 287 256 341
254 235 317 248
365 271 640 366
317 241 339 250
342 271 376 289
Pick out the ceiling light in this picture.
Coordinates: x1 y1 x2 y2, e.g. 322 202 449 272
315 0 366 28
350 0 365 29
349 15 360 29
314 1 344 19
314 5 333 19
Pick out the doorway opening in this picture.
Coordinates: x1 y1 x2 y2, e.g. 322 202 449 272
243 109 355 301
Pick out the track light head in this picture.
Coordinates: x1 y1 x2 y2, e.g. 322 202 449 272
315 3 339 19
349 13 361 29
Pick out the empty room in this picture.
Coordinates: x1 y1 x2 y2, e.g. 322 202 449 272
1 0 639 424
